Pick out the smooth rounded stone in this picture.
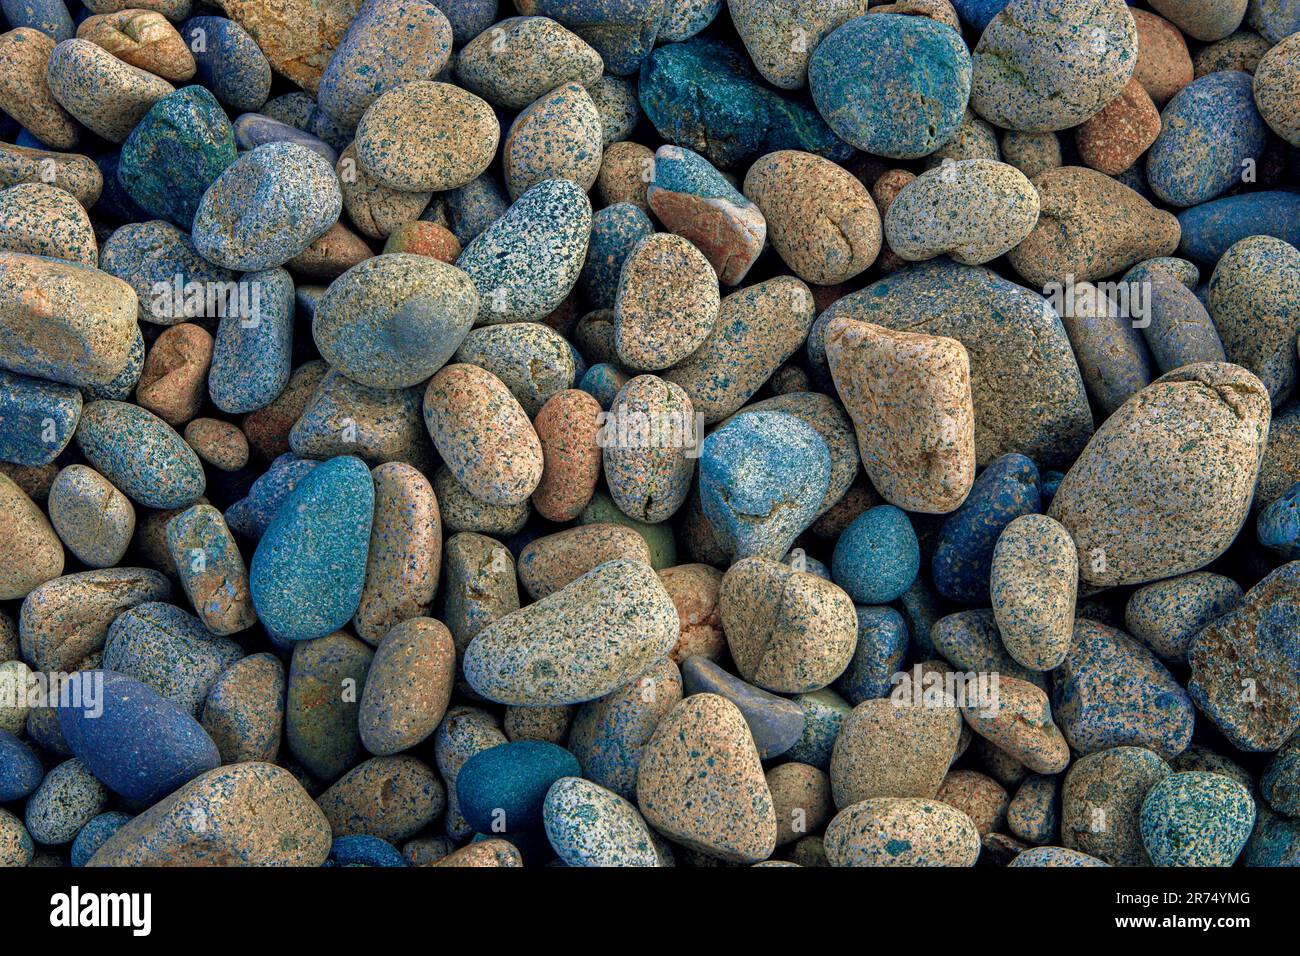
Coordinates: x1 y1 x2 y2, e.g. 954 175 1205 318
440 533 520 666
1253 33 1300 146
1264 733 1300 815
46 465 133 568
831 505 920 606
1177 191 1300 269
102 602 241 715
884 160 1038 266
1124 572 1243 663
70 810 133 867
503 705 573 744
1150 0 1247 41
401 835 455 865
456 740 578 834
325 834 405 867
354 80 497 192
165 504 255 635
1147 72 1268 207
1141 272 1226 374
1130 9 1192 107
936 769 1009 836
286 631 373 781
316 0 451 130
827 319 973 514
434 466 529 536
518 525 651 602
1006 773 1057 845
502 81 602 201
383 221 461 262
1007 846 1108 867
990 514 1077 671
192 142 342 272
639 37 852 170
23 758 108 846
636 692 776 863
1047 364 1270 588
0 252 139 390
357 617 454 757
0 730 43 801
1008 166 1181 288
765 762 832 847
728 0 865 90
290 371 432 469
225 455 319 540
830 693 962 807
211 0 358 95
579 363 629 410
88 762 330 866
961 676 1070 775
1208 236 1300 406
46 38 173 142
0 182 95 266
646 144 765 286
613 233 718 371
1249 0 1300 43
532 390 602 523
1054 284 1150 411
602 375 696 523
456 16 600 111
78 9 195 82
58 669 219 804
834 606 909 705
596 140 653 211
1243 802 1300 867
206 269 294 415
1000 130 1063 180
455 323 574 417
810 14 969 160
821 260 1092 471
18 568 169 672
336 144 432 241
971 0 1136 133
1195 27 1272 76
543 776 659 866
201 652 284 763
74 400 204 510
743 150 879 286
1076 76 1161 176
233 113 338 165
133 325 212 427
457 178 591 325
1260 482 1300 559
0 143 102 207
422 364 542 507
0 28 78 148
699 411 831 561
785 689 852 772
679 656 805 760
0 369 80 467
250 455 374 643
313 255 477 391
1258 403 1300 513
183 418 249 471
1188 562 1300 752
1061 746 1170 865
1141 771 1255 867
464 559 677 706
658 563 724 663
824 797 980 867
444 172 508 246
180 15 271 112
1052 619 1195 761
241 359 327 461
719 557 856 695
588 74 640 144
98 221 231 327
0 807 33 865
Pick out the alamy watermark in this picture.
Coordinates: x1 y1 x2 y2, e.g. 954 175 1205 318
151 275 263 327
596 409 706 459
1043 274 1151 329
0 669 103 718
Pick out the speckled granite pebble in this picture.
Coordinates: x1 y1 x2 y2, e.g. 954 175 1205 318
990 514 1077 671
824 797 979 867
23 757 107 845
503 81 602 201
543 775 660 866
46 37 174 142
1124 571 1243 663
0 28 78 148
182 15 271 112
201 652 284 763
47 465 134 568
830 692 961 807
75 400 205 510
1140 770 1255 866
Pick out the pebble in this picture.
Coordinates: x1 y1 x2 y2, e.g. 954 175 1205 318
201 653 284 763
962 676 1070 774
831 505 920 605
532 389 603 522
1140 771 1255 867
182 15 271 111
502 81 602 201
166 503 257 635
455 322 574 417
1149 0 1247 42
990 514 1077 671
518 524 651 600
47 464 134 568
1076 77 1161 177
0 142 101 206
1061 746 1170 865
103 602 241 714
1132 9 1193 107
830 694 962 807
134 324 212 426
1124 571 1244 663
286 631 373 781
680 656 805 759
70 811 132 867
0 730 44 801
0 28 77 148
46 38 173 142
74 400 205 509
457 16 600 111
457 740 578 834
602 375 697 522
0 369 80 466
317 755 444 842
78 10 195 83
543 776 660 866
23 758 107 845
183 418 249 471
824 797 980 867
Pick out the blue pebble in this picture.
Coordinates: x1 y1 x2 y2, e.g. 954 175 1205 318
809 14 972 160
208 269 295 414
1140 273 1225 373
950 0 1011 30
58 670 221 805
70 811 132 867
831 505 921 605
1176 191 1300 267
835 606 910 705
532 0 663 75
784 689 852 771
250 455 375 643
74 400 206 509
0 369 80 466
225 454 320 539
932 453 1040 605
680 655 805 760
457 740 581 834
439 0 503 47
0 729 44 801
1258 481 1300 560
181 16 273 113
325 834 407 867
1040 470 1064 507
1147 72 1269 208
1 0 73 42
446 173 510 246
233 113 338 164
1140 771 1255 867
579 203 654 310
576 362 627 410
699 411 831 561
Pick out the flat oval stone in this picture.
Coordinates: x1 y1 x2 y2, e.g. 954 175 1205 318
0 182 96 265
355 80 498 192
336 142 432 240
503 81 603 201
359 617 455 755
830 695 962 807
0 730 44 802
456 15 602 110
1141 771 1255 866
183 417 249 471
250 455 375 643
834 606 909 705
990 514 1077 671
87 762 331 866
0 142 102 207
0 28 78 148
1124 571 1243 663
207 269 294 414
824 797 980 866
680 655 806 759
971 0 1137 133
636 692 777 863
614 232 719 371
23 757 106 845
317 754 444 841
1176 191 1300 267
1150 0 1246 41
1047 363 1270 588
831 504 920 605
543 776 660 867
464 558 677 706
200 652 284 763
59 669 220 804
285 630 372 780
99 220 236 326
73 400 204 509
457 740 579 833
810 14 971 159
48 464 134 568
46 37 174 142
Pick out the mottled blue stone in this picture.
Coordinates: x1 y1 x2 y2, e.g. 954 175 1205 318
1140 771 1255 867
831 505 921 605
233 113 338 164
0 368 80 465
951 0 1011 30
1177 191 1300 267
0 729 44 801
325 834 407 867
70 811 132 867
74 400 206 509
207 269 295 414
579 203 654 309
1 0 73 42
181 16 272 112
457 740 581 834
530 0 664 75
225 454 320 539
1258 481 1300 559
835 606 910 705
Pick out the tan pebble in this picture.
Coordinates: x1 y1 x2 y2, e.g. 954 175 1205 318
183 418 249 471
0 473 64 599
767 761 833 846
135 323 214 426
596 140 653 212
532 389 602 523
285 220 372 279
77 10 197 83
517 523 652 601
657 562 725 664
1076 76 1161 175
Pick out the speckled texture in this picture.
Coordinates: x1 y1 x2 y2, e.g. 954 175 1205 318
74 400 205 510
0 142 102 207
78 9 195 82
45 465 132 568
0 369 80 467
1150 0 1247 42
285 631 373 780
457 16 600 110
680 655 805 759
824 797 980 866
1254 34 1300 147
518 524 652 600
532 389 602 522
1061 746 1170 865
614 233 718 371
455 323 574 417
602 374 696 522
990 514 1077 671
291 370 432 469
23 758 108 845
184 418 249 471
0 28 77 148
1124 571 1243 663
0 730 43 802
135 325 213 427
1076 76 1161 176
356 617 454 756
962 675 1070 774
201 652 284 763
1048 364 1270 588
830 693 961 807
165 503 256 635
337 143 432 241
1140 771 1255 866
1259 481 1300 559
596 140 654 211
46 38 174 142
0 182 96 265
543 776 660 866
503 81 602 201
1132 10 1192 106
182 16 271 111
207 269 294 414
463 558 677 705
